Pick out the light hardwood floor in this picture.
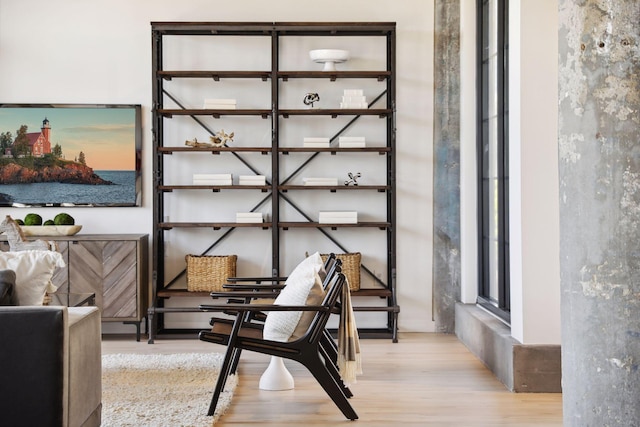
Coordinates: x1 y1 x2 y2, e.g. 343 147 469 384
102 333 563 426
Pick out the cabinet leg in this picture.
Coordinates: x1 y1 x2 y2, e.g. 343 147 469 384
123 321 142 342
147 308 156 344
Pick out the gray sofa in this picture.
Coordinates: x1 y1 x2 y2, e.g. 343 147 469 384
0 305 102 427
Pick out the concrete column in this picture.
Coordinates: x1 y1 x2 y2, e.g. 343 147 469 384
433 0 461 333
558 1 640 425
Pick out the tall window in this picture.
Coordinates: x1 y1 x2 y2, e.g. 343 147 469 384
477 0 510 322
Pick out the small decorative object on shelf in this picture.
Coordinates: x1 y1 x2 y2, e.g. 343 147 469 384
210 129 234 147
341 89 368 109
344 172 361 186
303 92 320 107
309 49 350 71
185 137 210 148
184 130 235 148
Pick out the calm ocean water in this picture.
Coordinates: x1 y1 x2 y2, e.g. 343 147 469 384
0 170 138 206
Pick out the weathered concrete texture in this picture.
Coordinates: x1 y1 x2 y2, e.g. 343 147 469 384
558 1 640 425
456 303 517 390
513 345 562 393
433 0 461 333
456 303 562 393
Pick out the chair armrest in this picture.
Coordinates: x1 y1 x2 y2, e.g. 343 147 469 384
200 303 330 313
222 283 286 290
209 291 281 299
226 276 288 283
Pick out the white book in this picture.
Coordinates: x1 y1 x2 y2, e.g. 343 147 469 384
193 179 233 185
320 211 358 218
304 177 336 181
239 175 266 185
320 218 358 224
342 96 366 104
203 104 237 110
338 136 366 142
318 216 358 224
339 141 366 148
236 212 263 218
303 177 338 186
303 137 330 143
193 173 232 180
303 142 330 148
236 212 264 223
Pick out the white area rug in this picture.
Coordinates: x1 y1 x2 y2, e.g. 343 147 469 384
102 353 237 427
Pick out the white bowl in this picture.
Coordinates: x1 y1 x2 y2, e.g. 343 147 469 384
20 225 82 236
309 49 350 71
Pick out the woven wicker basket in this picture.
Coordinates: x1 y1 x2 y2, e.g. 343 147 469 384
185 254 237 292
321 252 361 291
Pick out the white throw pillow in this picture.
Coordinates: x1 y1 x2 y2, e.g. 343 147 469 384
263 252 324 342
0 250 65 305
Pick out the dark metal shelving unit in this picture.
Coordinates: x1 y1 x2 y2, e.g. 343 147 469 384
149 22 398 343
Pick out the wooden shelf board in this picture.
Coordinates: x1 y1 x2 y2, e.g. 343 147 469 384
279 185 388 191
279 222 389 229
278 71 390 81
157 108 271 118
158 70 271 80
278 147 390 154
159 222 271 229
159 185 270 191
158 146 271 154
279 109 391 117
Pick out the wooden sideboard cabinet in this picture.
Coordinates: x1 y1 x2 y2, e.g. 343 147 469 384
1 233 149 341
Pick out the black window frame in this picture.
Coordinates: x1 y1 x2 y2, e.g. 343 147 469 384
476 0 510 322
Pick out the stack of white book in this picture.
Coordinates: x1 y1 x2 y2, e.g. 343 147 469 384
193 173 232 185
303 137 330 148
340 89 368 109
338 136 366 148
236 212 264 223
203 99 237 109
318 211 358 224
238 175 267 186
303 177 339 186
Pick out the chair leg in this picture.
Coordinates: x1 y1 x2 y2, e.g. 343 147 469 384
206 315 245 416
302 354 358 420
319 342 353 398
229 347 242 375
206 339 236 416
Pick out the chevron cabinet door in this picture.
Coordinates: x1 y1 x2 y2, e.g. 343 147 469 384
1 233 149 340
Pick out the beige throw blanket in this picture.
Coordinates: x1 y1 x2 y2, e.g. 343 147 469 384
337 277 362 385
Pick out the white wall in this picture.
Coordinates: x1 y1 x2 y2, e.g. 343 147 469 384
0 0 435 332
460 0 561 345
508 0 560 345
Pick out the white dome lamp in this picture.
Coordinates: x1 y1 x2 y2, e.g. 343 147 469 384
309 49 350 72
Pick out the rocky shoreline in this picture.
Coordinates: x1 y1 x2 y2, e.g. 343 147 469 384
0 162 113 185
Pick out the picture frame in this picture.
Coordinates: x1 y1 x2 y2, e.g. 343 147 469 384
0 103 142 207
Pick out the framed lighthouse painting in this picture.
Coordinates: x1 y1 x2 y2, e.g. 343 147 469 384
0 104 142 207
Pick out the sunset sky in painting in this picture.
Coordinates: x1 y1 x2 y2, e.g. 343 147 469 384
0 106 137 170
